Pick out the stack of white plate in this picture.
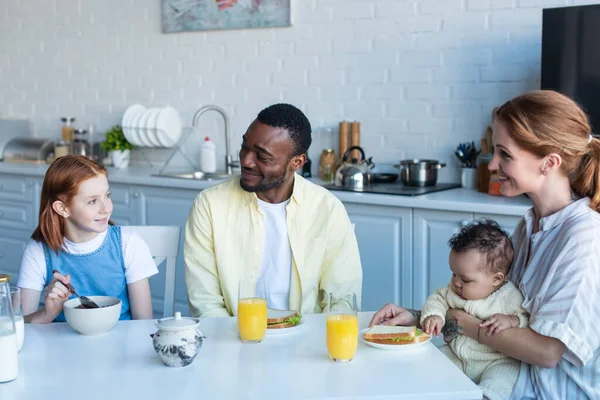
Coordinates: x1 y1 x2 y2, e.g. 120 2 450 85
121 104 182 148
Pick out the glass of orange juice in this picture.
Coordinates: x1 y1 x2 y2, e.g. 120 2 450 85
326 293 358 362
237 276 267 343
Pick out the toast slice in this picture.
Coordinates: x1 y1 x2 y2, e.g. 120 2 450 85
363 325 430 345
267 309 302 329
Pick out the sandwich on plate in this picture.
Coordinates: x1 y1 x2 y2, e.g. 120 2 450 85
267 309 302 329
362 325 431 345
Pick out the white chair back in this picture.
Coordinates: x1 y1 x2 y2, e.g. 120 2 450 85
126 226 181 318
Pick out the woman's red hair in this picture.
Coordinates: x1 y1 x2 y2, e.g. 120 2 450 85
31 155 108 253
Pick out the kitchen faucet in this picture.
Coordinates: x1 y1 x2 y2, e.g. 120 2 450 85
192 105 239 175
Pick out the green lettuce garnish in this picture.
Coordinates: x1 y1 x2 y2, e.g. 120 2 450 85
284 315 302 325
391 337 414 342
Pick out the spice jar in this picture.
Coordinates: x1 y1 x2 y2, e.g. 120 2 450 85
488 174 502 196
54 141 69 159
319 149 337 183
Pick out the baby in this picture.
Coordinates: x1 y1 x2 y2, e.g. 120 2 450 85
421 219 528 400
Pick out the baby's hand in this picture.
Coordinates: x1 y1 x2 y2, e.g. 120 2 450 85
480 313 518 336
423 315 444 337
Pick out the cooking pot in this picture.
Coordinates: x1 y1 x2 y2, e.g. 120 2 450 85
393 159 446 187
334 146 375 191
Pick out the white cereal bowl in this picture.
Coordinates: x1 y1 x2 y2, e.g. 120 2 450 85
63 296 122 336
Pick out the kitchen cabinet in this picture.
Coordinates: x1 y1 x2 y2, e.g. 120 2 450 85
0 228 31 284
345 203 412 312
0 174 42 284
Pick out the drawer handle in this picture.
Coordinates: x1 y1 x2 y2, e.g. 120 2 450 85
28 181 34 187
133 192 140 198
461 219 469 227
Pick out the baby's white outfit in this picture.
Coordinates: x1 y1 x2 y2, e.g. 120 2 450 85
421 281 528 400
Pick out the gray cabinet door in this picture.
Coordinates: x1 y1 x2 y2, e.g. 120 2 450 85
0 228 31 284
138 186 199 317
345 203 412 312
413 209 472 309
109 184 143 226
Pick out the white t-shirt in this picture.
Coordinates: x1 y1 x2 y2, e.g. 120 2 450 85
257 198 292 310
17 227 159 292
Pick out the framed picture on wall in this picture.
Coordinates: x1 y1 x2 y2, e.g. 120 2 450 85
161 0 292 33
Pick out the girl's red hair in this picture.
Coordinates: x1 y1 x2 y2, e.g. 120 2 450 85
31 155 108 253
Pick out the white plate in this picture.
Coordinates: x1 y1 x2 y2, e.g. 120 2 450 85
266 319 306 336
359 328 431 351
122 104 145 144
145 108 163 147
155 106 182 148
128 110 146 147
136 109 155 147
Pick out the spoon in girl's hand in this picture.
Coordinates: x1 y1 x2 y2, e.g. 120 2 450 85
51 270 100 309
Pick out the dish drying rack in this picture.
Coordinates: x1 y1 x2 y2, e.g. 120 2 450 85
122 125 203 173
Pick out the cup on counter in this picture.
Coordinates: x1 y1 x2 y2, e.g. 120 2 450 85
325 293 358 363
237 276 267 343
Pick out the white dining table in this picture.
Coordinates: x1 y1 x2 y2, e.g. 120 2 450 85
0 312 482 400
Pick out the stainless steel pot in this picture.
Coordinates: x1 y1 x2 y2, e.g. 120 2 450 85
394 159 446 187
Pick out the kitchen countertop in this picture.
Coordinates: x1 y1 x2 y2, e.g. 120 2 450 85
0 162 531 216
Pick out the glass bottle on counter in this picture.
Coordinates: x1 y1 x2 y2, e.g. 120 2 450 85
0 274 18 383
319 149 337 183
60 117 75 155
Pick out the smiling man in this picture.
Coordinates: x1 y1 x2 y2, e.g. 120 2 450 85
184 103 362 317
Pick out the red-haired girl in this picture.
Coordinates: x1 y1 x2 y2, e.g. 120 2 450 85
17 155 157 323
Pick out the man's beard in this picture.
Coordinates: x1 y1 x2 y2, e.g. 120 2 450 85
240 169 287 193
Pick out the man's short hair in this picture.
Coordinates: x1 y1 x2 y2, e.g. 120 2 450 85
448 218 514 275
257 103 312 157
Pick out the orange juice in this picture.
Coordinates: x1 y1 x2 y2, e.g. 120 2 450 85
238 297 267 342
326 314 358 361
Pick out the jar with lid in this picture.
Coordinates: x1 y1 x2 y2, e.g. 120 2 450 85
54 141 70 159
0 274 18 383
476 152 493 193
60 117 75 154
319 149 337 183
72 129 91 158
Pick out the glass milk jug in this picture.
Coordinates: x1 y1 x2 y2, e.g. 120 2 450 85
0 275 18 382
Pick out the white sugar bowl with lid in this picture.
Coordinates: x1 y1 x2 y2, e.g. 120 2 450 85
150 312 205 367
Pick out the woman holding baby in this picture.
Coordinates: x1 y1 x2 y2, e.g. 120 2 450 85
371 90 600 399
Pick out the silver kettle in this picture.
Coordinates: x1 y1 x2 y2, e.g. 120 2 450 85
334 146 375 191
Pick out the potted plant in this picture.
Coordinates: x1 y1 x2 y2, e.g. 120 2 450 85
101 125 133 169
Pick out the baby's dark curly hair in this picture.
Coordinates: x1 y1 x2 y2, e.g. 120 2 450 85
257 103 312 157
448 218 514 275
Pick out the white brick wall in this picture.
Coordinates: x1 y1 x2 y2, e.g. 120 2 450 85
0 0 596 181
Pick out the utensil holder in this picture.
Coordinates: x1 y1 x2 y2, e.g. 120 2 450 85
461 167 477 189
